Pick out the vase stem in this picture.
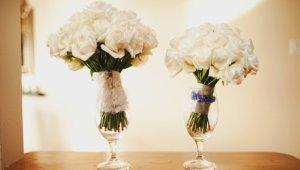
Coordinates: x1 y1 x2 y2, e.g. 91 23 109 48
108 140 118 161
195 140 204 160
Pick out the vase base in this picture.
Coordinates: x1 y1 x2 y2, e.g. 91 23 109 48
97 159 130 170
183 159 216 170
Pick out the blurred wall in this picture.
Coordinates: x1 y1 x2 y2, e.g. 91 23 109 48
23 0 300 158
0 0 23 168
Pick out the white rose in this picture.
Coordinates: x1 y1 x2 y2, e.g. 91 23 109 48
101 44 125 58
185 24 213 39
47 34 60 57
247 53 258 74
71 26 97 61
197 23 214 36
178 37 197 52
178 55 196 73
86 2 116 23
224 38 243 61
191 45 212 70
165 49 182 76
87 1 114 12
69 11 91 26
57 32 73 57
185 27 202 38
57 23 78 56
232 27 241 36
126 26 144 57
209 66 221 79
205 32 228 49
190 23 214 37
59 22 76 33
72 38 97 61
222 64 245 85
121 11 137 20
142 27 158 52
104 27 129 58
241 39 254 53
72 25 96 40
170 37 181 49
215 23 232 35
131 51 152 67
92 19 110 42
212 48 232 70
171 31 197 51
241 39 258 74
111 11 137 24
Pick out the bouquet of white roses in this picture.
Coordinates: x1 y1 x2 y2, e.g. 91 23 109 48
47 1 158 132
165 23 258 133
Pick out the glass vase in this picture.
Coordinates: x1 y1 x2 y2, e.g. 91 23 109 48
94 71 130 170
183 84 219 170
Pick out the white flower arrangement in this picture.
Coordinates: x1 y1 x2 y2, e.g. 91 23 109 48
165 23 259 134
47 1 158 132
165 23 258 86
47 1 158 71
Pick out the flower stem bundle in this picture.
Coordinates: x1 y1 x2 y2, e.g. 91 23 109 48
185 69 217 134
82 43 132 74
187 112 210 133
193 69 219 87
99 111 128 132
96 70 128 132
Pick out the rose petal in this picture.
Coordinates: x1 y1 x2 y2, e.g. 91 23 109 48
165 49 182 76
101 44 125 58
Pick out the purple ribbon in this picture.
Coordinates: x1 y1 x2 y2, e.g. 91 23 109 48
191 91 216 103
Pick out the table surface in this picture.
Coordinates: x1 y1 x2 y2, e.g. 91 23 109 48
7 152 300 170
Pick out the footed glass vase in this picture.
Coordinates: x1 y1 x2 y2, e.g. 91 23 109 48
183 84 219 170
95 71 130 170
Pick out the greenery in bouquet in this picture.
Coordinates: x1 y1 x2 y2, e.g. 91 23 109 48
47 1 158 132
165 23 258 133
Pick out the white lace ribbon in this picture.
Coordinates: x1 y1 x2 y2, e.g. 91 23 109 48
93 71 128 113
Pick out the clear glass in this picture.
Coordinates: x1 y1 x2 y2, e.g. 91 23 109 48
95 71 130 170
183 84 219 170
96 120 130 170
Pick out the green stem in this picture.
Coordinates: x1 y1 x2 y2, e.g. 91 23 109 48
98 111 128 132
80 43 133 75
187 112 211 133
193 69 219 87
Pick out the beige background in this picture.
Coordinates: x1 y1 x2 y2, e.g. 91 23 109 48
0 0 24 168
22 0 300 159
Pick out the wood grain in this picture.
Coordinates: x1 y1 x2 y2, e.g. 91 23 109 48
6 152 300 170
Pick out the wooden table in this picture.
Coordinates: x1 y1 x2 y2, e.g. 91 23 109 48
7 152 300 170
